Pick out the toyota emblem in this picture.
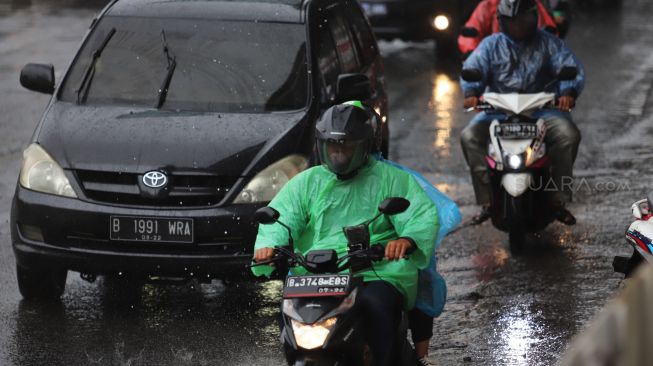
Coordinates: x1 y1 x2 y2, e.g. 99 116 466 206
142 171 168 188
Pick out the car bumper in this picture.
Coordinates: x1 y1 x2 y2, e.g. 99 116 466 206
11 186 263 278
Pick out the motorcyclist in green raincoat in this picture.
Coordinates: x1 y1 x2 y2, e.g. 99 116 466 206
252 103 439 366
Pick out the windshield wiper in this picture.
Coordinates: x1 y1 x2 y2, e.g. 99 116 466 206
156 29 176 108
76 27 116 104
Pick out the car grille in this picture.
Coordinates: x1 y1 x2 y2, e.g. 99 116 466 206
75 170 239 207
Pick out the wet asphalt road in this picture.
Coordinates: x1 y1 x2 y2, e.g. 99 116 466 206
1 0 652 365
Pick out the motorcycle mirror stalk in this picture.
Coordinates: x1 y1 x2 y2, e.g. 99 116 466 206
254 206 294 249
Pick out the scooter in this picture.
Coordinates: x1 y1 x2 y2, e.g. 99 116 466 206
613 193 653 277
461 67 578 254
252 197 417 366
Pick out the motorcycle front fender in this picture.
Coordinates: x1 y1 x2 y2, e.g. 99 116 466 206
501 173 533 197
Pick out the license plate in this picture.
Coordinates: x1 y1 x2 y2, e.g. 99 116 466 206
495 123 538 139
283 274 351 298
361 3 388 16
109 216 194 243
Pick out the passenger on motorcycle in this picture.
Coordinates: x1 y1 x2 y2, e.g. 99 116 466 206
253 103 440 366
457 0 558 58
460 0 585 226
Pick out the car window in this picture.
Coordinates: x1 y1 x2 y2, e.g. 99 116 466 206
59 16 308 113
344 3 378 68
315 9 342 102
328 10 360 74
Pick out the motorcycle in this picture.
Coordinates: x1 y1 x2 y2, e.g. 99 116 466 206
613 194 653 277
461 67 578 253
252 197 417 366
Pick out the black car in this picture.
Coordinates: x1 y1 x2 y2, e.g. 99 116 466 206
360 0 480 56
12 0 388 300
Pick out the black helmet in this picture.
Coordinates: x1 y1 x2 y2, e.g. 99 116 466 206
498 0 538 41
315 102 374 179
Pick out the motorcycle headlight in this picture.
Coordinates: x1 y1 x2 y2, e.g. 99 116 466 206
291 317 337 350
19 144 77 198
234 155 308 204
507 154 523 169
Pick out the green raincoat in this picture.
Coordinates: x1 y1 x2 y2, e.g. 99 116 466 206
252 158 439 309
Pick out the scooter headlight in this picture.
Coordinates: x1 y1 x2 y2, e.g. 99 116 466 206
234 155 308 203
291 317 337 350
507 154 524 170
19 144 77 198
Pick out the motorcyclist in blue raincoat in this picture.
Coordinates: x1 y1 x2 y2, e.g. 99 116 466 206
460 0 585 225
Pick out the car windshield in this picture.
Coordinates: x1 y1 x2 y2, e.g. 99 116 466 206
59 16 308 113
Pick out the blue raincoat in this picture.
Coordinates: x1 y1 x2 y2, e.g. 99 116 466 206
461 30 585 98
379 157 461 317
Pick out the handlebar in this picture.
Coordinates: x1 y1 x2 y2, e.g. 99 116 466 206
250 243 399 274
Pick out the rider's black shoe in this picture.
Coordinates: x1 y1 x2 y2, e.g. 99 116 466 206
472 204 492 225
554 205 577 226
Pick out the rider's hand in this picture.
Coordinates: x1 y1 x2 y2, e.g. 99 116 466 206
557 96 576 111
253 247 275 263
385 239 414 261
464 96 479 109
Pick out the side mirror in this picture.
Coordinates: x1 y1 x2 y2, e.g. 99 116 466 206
335 73 372 104
20 63 55 94
558 66 578 81
460 27 479 38
378 197 410 216
461 69 483 83
255 206 280 225
632 199 649 220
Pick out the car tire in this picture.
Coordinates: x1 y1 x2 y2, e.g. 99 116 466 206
16 263 67 301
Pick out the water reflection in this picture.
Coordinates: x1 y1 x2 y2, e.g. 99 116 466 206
11 278 286 366
429 73 459 158
472 243 510 282
496 308 539 365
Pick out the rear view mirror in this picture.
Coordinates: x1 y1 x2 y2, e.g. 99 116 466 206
335 73 371 104
460 27 479 38
255 207 280 225
632 199 649 220
378 197 410 216
557 66 578 81
20 63 55 94
461 69 483 83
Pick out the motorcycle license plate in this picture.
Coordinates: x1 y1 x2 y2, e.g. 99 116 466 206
109 216 194 243
495 124 538 139
283 274 351 298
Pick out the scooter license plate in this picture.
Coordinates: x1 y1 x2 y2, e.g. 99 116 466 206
283 274 351 298
495 124 538 139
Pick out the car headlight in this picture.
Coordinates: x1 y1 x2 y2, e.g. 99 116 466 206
19 144 77 198
291 317 337 350
433 15 450 31
234 155 308 203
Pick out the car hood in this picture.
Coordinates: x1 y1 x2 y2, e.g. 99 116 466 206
37 103 306 176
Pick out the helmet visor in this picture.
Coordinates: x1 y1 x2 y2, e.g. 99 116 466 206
319 140 368 176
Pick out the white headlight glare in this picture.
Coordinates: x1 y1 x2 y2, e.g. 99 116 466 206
234 155 308 204
19 144 77 198
508 154 523 169
291 317 337 350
